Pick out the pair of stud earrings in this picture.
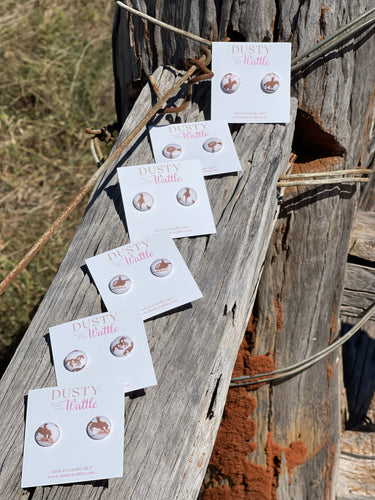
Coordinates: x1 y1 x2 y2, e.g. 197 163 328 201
162 138 223 159
108 259 173 295
133 189 197 211
220 72 281 94
63 336 134 373
34 416 112 446
108 258 173 295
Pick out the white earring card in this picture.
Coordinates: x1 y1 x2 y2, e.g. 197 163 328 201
22 380 124 487
211 42 291 123
49 308 157 393
85 232 203 320
118 160 216 240
149 119 242 176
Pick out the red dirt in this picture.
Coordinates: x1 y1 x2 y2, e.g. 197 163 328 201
232 340 275 390
232 320 275 385
265 433 307 483
203 336 307 500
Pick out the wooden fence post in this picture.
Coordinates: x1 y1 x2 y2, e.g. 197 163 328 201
112 1 375 498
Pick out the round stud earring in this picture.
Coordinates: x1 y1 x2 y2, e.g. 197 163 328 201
162 143 183 159
150 258 173 277
132 192 154 211
35 422 60 447
110 335 134 358
261 73 281 93
108 275 132 295
86 416 112 440
203 138 223 153
63 350 88 372
220 73 240 94
176 187 197 206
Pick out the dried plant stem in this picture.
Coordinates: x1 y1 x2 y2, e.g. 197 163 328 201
69 38 105 97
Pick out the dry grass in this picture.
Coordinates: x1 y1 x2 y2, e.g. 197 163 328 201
0 0 116 373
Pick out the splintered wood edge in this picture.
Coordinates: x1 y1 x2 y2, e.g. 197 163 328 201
0 66 297 499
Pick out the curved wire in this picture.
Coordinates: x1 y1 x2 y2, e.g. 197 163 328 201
230 302 375 387
291 8 375 72
115 1 212 46
115 1 375 74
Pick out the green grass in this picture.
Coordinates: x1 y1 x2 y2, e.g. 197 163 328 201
0 0 116 374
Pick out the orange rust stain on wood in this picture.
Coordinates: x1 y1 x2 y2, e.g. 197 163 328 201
324 443 336 499
198 453 206 468
283 155 345 197
206 386 257 490
204 391 307 499
329 306 336 343
274 298 283 332
327 362 332 383
319 6 329 40
292 156 343 174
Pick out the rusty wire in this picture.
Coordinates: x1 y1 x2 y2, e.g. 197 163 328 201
0 51 210 295
2 5 375 294
85 126 116 144
158 47 214 114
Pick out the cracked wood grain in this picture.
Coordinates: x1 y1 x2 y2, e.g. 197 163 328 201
0 64 297 499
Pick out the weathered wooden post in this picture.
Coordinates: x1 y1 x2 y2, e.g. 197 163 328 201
113 1 375 498
0 4 297 498
0 2 373 499
201 4 374 499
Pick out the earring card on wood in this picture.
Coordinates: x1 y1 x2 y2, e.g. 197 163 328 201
149 120 242 176
211 42 291 123
22 380 124 487
118 160 216 240
49 308 157 393
86 232 203 320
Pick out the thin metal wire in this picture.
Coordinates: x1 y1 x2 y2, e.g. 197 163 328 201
2 6 375 293
0 52 208 295
115 0 212 46
230 302 375 387
277 177 369 187
278 168 373 179
115 1 375 74
292 8 375 72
